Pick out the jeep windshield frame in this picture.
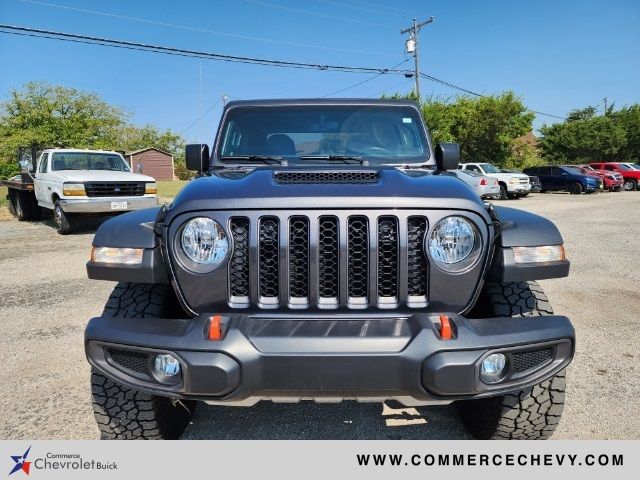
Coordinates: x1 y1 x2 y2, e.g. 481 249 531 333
212 101 433 168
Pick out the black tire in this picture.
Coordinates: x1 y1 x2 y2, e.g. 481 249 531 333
457 281 566 440
570 182 582 195
498 184 508 200
91 283 194 440
12 191 34 221
623 179 637 191
53 200 73 234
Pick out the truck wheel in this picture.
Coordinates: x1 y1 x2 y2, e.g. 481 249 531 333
53 200 73 234
498 184 508 200
91 283 195 439
570 182 582 195
623 179 637 191
456 281 566 439
11 191 33 221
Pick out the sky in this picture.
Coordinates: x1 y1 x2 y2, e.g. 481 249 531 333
0 0 639 142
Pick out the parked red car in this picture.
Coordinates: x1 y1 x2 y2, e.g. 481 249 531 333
571 165 623 191
589 162 640 191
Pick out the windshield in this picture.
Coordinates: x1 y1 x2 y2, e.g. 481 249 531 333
479 163 500 173
630 163 640 170
51 152 130 172
563 167 584 175
217 105 429 165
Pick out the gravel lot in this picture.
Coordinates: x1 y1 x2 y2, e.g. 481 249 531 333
1 192 638 440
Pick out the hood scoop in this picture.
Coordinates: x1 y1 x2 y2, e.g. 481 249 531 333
273 170 381 185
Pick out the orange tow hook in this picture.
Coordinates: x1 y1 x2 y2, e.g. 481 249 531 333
208 315 223 341
439 315 453 340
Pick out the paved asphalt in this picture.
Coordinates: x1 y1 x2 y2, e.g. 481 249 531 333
0 192 638 439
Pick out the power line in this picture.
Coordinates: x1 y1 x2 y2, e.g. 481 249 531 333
0 24 413 75
0 23 566 121
321 58 410 97
244 0 390 28
345 0 412 16
419 73 566 120
15 0 394 57
313 0 405 17
368 78 414 98
180 98 224 135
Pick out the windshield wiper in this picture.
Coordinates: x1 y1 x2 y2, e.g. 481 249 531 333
299 155 368 165
220 155 287 165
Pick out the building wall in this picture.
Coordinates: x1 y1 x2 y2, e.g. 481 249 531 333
127 149 174 181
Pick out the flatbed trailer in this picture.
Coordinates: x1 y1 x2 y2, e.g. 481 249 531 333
1 147 44 221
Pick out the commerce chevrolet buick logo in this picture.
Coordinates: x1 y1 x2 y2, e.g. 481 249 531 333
8 446 31 476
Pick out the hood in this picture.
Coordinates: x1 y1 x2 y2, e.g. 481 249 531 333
167 166 491 223
54 170 155 183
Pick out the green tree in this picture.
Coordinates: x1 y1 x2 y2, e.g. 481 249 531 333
539 107 626 164
0 82 125 176
611 105 640 162
0 82 189 179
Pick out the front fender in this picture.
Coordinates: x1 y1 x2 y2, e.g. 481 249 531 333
488 206 570 282
87 207 169 283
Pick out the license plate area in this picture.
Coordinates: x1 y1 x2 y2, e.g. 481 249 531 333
111 201 128 210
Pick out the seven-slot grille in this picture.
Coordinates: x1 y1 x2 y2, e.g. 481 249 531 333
84 182 145 197
228 214 429 310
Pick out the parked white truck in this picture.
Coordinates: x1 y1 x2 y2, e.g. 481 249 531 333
459 162 530 200
2 148 158 234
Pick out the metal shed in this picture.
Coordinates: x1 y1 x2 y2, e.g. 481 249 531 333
126 147 175 181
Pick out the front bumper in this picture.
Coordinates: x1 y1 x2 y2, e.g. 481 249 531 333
60 196 157 213
85 313 574 406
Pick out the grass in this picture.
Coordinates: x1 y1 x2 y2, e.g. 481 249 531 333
0 185 7 207
157 180 187 204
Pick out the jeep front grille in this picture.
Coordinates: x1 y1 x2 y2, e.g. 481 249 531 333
84 182 145 197
228 213 429 310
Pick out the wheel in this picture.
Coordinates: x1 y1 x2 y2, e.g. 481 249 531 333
570 182 582 195
53 200 73 234
498 184 508 200
12 191 34 221
456 281 566 440
91 283 195 440
614 186 622 192
623 179 637 191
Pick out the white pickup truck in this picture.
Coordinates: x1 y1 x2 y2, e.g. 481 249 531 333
2 148 157 234
459 162 530 200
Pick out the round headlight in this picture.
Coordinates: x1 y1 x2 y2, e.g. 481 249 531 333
427 216 479 268
181 217 229 268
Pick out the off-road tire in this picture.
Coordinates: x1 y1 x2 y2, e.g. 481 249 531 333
53 200 73 234
91 283 195 439
457 281 566 439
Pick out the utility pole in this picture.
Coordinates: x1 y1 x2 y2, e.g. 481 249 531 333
603 97 608 115
401 16 434 99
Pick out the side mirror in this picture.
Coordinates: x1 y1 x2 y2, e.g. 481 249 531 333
185 144 210 172
435 143 460 171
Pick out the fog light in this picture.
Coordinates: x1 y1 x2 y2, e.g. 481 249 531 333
480 353 507 384
154 354 181 377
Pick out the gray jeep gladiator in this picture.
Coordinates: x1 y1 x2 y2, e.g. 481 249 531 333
84 99 573 440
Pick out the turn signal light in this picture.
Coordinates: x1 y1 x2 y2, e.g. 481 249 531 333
145 182 158 194
91 246 143 265
513 245 565 264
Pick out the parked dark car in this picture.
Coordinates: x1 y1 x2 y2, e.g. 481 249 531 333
523 166 602 194
500 169 541 194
